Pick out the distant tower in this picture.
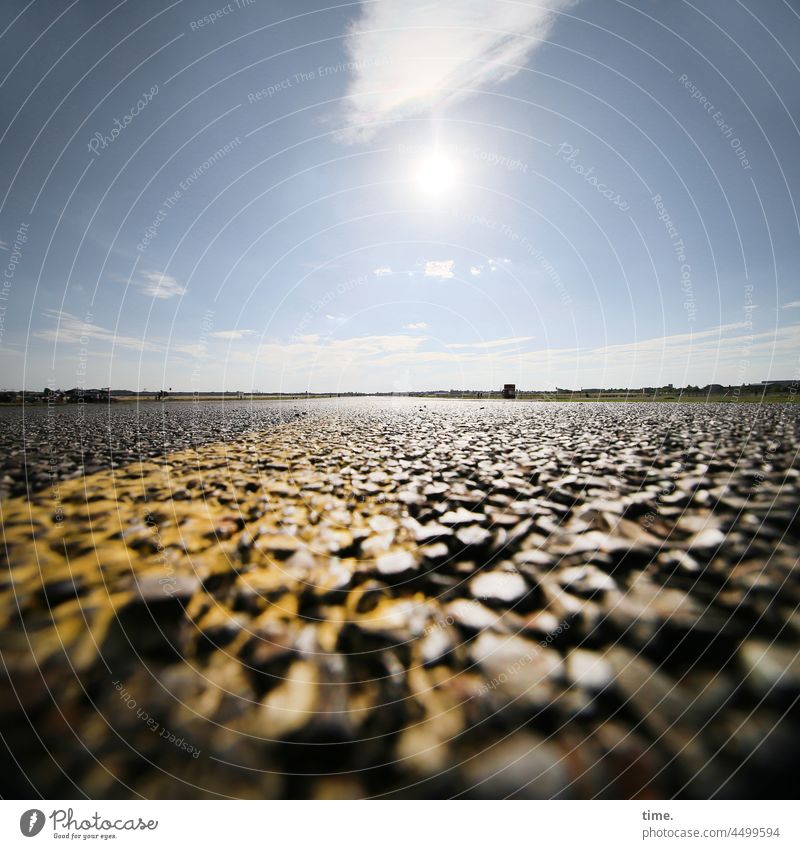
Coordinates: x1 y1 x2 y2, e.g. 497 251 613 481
502 383 516 399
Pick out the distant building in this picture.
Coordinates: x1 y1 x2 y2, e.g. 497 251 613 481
502 383 516 399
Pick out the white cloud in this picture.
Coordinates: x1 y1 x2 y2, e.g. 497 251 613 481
35 309 202 357
36 310 151 352
326 334 424 355
470 266 482 276
404 321 429 329
509 322 800 388
447 335 534 349
210 329 257 340
134 271 187 300
589 322 750 357
373 266 392 277
339 0 576 141
233 334 429 373
424 260 455 279
781 300 800 309
220 321 800 391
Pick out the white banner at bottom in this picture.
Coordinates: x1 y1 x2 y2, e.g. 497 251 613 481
0 800 795 848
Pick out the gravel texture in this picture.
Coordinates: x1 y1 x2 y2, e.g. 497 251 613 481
1 398 799 799
0 399 317 498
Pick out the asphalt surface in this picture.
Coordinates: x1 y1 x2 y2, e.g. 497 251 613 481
1 398 799 798
0 399 318 498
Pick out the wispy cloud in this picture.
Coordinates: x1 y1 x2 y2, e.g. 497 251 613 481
254 333 428 365
424 260 455 279
781 300 800 309
134 270 187 300
589 322 750 357
446 335 534 349
36 310 155 352
339 0 576 141
404 321 429 329
35 309 201 356
210 329 257 340
226 322 800 390
517 322 800 386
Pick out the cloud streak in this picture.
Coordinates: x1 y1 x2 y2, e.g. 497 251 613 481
339 0 575 140
446 335 534 349
133 271 187 300
228 322 800 390
210 329 257 340
35 310 202 357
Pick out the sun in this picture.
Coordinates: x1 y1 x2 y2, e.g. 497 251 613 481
414 150 459 198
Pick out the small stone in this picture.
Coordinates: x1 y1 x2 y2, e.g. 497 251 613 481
660 550 700 572
259 533 302 558
376 550 418 575
470 632 564 699
520 610 562 636
397 489 425 506
441 507 486 526
557 565 617 594
211 517 241 540
368 514 398 533
406 518 453 542
566 649 613 692
455 525 491 547
740 641 800 696
445 599 507 632
514 549 557 569
286 548 316 573
360 532 395 556
470 570 528 604
423 482 449 496
687 528 725 552
420 542 450 561
420 627 453 665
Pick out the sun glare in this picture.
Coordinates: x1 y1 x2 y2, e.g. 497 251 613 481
414 150 459 199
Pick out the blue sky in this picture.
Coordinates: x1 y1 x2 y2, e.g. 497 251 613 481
1 0 799 391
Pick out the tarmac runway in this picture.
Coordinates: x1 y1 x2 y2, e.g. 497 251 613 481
1 398 798 798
